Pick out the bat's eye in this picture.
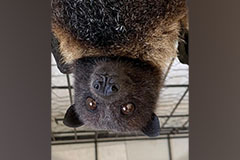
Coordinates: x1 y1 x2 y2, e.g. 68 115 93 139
121 103 135 115
86 97 97 111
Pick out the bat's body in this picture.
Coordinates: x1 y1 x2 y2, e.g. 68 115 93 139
51 0 188 136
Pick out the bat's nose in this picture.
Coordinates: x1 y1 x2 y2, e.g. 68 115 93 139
92 74 119 97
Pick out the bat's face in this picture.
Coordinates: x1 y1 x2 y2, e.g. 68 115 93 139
63 56 162 136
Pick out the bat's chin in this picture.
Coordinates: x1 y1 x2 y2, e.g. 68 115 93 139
84 112 161 137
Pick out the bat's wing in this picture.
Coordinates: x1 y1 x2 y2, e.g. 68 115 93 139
141 113 160 137
177 28 188 65
63 104 84 128
51 32 74 74
177 15 189 65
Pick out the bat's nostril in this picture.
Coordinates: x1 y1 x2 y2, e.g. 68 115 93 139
94 83 100 90
92 76 119 97
92 80 102 91
110 84 119 93
105 82 119 96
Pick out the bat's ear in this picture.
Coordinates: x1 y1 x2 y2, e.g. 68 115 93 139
141 113 160 137
63 104 84 128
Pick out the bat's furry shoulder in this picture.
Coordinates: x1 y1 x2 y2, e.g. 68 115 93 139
51 0 188 68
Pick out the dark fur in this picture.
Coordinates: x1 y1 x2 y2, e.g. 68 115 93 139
73 56 162 132
51 0 187 66
52 0 185 48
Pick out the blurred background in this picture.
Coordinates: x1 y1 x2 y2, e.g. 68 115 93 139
51 55 189 160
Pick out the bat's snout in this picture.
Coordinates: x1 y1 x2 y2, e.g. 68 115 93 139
91 74 120 97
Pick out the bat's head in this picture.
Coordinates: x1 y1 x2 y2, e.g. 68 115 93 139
64 56 162 136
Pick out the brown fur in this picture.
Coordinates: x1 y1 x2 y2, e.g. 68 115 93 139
52 0 188 69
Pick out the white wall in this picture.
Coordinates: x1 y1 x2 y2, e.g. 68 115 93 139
171 138 189 160
52 138 188 160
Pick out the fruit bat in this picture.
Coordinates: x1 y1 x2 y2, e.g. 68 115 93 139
51 0 188 137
